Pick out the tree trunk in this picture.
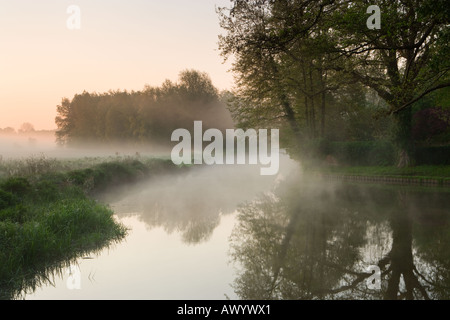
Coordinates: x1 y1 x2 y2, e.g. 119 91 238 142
319 67 327 138
393 108 414 168
320 89 326 138
309 68 316 138
279 92 302 143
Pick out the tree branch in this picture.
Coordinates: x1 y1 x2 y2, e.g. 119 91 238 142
391 81 450 114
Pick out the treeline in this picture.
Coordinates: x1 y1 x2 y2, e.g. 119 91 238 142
55 70 233 146
218 0 450 166
0 123 54 136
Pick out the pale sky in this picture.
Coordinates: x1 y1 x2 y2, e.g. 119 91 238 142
0 0 234 130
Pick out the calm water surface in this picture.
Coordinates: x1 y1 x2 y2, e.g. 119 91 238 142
23 159 450 300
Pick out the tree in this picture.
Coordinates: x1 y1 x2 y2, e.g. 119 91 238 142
55 98 73 145
178 69 219 103
18 122 35 134
0 127 16 135
55 70 233 146
218 0 333 143
329 0 450 166
218 0 450 166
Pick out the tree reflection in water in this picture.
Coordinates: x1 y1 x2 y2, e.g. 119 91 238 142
229 176 450 300
109 165 277 244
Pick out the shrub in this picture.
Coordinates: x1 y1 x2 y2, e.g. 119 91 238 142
415 145 450 165
33 180 60 202
313 140 396 166
0 190 17 211
67 168 94 186
0 205 29 224
1 177 31 196
412 107 450 143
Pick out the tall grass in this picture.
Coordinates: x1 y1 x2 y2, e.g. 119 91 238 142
0 154 162 180
0 199 127 299
0 156 180 299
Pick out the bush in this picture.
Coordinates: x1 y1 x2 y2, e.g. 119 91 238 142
67 168 94 186
1 177 31 196
313 141 450 166
412 107 450 143
33 180 60 202
415 145 450 165
0 205 29 224
314 140 396 166
0 190 17 211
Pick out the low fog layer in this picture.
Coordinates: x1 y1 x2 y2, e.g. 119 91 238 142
0 133 173 160
106 154 299 244
0 129 300 245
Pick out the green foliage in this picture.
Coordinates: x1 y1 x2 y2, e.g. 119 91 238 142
32 179 60 202
0 190 17 211
0 204 30 224
313 140 396 166
311 165 450 184
67 168 94 186
0 198 128 300
0 157 181 299
335 141 396 166
67 159 159 193
218 0 450 166
0 155 77 180
415 146 450 165
1 177 31 196
55 70 233 146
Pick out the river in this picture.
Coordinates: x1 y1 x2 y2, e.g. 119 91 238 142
24 156 450 300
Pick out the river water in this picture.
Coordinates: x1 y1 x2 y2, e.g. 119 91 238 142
24 157 450 300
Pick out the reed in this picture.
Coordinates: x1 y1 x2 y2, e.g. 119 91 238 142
0 157 180 299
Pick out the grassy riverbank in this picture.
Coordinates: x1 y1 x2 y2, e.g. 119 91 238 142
309 165 450 186
0 156 179 299
313 165 450 177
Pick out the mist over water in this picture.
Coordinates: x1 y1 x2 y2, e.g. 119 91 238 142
2 134 448 300
22 153 299 299
1 0 447 303
0 133 56 159
108 155 298 244
0 133 174 160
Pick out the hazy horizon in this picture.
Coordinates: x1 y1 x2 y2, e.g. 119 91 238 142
0 0 234 130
